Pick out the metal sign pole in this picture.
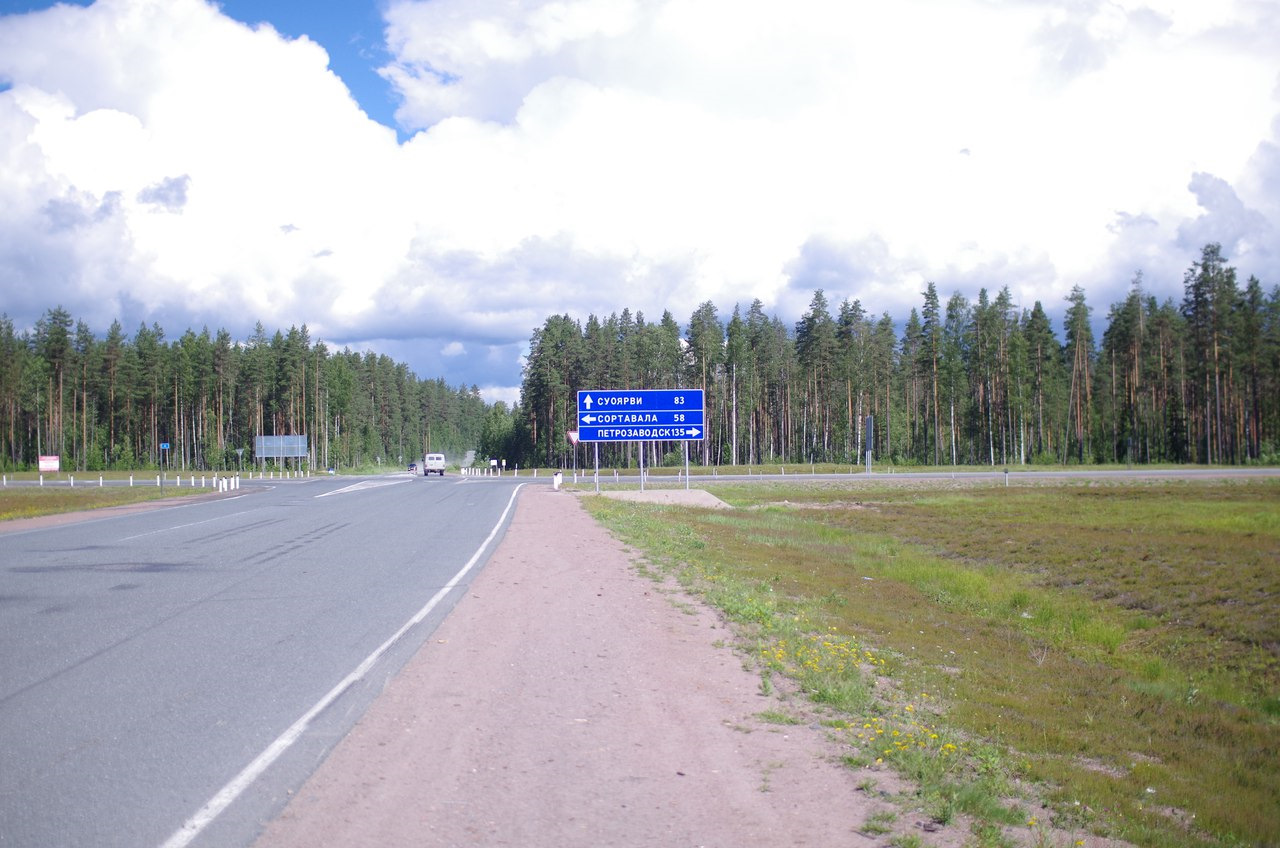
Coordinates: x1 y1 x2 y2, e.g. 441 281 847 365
594 443 600 494
639 441 645 492
865 414 874 475
684 442 690 489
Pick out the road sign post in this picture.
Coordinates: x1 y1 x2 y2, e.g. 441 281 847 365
576 389 706 443
865 415 873 475
577 389 705 491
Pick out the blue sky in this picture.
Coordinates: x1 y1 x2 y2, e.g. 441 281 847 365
0 0 402 128
1 0 1278 403
214 1 401 131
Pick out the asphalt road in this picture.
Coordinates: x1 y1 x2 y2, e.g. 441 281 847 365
0 473 526 848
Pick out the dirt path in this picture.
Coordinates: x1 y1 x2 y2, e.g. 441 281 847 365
253 486 891 847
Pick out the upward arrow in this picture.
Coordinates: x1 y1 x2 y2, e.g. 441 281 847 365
584 395 594 409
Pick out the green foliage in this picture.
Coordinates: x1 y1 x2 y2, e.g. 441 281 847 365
0 311 490 472
517 244 1280 470
861 808 896 835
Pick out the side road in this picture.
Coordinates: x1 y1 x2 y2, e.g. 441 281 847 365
253 486 890 847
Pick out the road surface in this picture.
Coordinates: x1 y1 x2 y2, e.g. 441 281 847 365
0 473 523 847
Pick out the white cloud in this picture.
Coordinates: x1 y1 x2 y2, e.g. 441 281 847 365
380 0 1280 320
0 0 1278 401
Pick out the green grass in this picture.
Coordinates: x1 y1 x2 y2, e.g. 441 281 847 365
757 709 805 725
582 477 1280 848
861 808 897 835
0 484 213 520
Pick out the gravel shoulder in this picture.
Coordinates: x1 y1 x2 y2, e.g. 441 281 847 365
252 486 888 847
590 487 732 509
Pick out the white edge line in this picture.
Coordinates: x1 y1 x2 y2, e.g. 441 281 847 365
159 482 526 848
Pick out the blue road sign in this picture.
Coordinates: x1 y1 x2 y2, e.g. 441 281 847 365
577 410 703 427
578 424 705 442
577 389 703 413
576 389 705 441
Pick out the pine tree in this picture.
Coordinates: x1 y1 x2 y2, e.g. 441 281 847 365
920 282 943 465
837 298 870 461
1063 286 1094 464
725 305 752 465
942 293 970 464
1023 301 1061 461
687 302 723 465
795 290 837 461
34 306 73 457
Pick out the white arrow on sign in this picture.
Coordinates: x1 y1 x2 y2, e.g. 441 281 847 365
584 395 594 409
581 414 597 424
688 428 701 438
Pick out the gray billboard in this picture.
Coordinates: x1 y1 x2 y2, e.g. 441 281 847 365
254 435 309 459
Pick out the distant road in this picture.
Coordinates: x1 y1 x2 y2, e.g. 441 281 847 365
0 473 523 848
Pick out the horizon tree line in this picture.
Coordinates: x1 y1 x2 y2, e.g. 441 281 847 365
507 243 1280 470
0 316 487 472
7 242 1275 474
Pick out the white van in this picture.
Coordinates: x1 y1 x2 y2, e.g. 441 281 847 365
423 453 447 476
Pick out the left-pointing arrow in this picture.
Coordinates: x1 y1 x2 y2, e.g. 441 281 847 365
581 414 597 424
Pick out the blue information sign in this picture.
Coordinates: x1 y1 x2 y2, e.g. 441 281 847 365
578 410 703 427
578 389 700 411
577 424 704 441
577 389 705 442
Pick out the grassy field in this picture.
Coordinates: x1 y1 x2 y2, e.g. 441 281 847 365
0 483 213 521
581 477 1279 848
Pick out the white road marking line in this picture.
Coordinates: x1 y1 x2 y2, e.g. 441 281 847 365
116 506 256 541
314 478 410 497
159 483 525 848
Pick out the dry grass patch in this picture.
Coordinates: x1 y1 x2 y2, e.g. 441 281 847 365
586 477 1280 848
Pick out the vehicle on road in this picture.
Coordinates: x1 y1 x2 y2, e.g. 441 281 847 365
424 454 446 476
408 462 417 472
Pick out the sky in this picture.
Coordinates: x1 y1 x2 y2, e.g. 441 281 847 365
1 0 1278 405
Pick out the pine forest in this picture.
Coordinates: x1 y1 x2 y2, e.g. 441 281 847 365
513 244 1280 471
0 317 487 473
4 243 1278 474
